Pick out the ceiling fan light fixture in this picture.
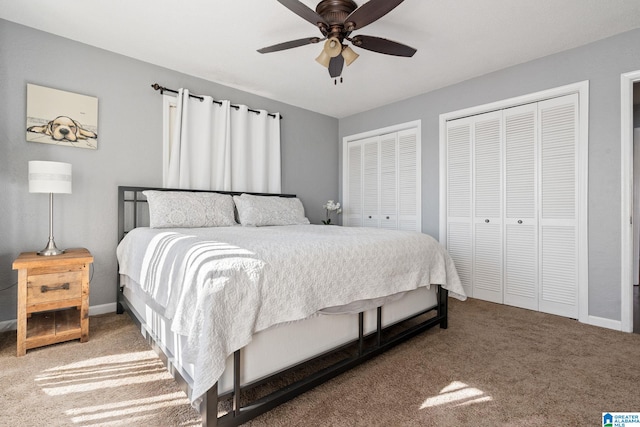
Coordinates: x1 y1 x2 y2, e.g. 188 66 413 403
315 49 332 68
260 0 416 78
323 37 342 58
342 45 359 66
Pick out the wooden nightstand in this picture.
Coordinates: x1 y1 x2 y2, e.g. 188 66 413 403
12 248 93 356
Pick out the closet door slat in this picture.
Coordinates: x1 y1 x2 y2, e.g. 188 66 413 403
504 103 538 311
363 138 379 227
538 94 579 319
446 118 473 297
346 143 363 227
472 111 503 303
380 133 398 229
398 129 419 231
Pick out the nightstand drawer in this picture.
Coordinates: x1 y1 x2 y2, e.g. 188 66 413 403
27 271 83 308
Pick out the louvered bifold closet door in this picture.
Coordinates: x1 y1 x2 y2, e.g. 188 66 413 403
346 142 363 227
362 137 380 227
472 111 504 303
398 128 420 231
538 94 579 318
446 117 473 297
379 133 398 229
503 103 538 310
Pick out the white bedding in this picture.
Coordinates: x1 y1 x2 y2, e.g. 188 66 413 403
116 224 465 402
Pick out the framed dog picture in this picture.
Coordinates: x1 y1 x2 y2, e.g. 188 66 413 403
26 84 98 150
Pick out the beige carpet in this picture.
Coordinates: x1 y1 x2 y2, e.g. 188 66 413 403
1 298 639 426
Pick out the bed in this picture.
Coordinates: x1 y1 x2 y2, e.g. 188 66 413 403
116 186 466 426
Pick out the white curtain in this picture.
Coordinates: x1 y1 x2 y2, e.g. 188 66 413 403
164 89 281 193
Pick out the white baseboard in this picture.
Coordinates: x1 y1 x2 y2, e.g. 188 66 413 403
587 315 622 331
0 319 17 333
1 304 626 332
89 302 117 316
0 302 118 332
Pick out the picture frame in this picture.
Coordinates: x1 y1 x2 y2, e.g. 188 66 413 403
26 83 99 150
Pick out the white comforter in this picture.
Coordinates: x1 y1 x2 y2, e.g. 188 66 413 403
116 224 465 402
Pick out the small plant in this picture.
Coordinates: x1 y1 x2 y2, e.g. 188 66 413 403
322 200 342 225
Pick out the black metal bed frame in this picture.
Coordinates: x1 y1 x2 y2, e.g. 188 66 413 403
116 186 449 426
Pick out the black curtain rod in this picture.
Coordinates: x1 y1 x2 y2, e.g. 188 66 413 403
151 83 282 119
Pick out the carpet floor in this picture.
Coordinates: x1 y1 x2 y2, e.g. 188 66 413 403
1 297 639 426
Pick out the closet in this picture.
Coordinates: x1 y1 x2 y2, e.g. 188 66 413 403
445 93 580 319
344 125 420 232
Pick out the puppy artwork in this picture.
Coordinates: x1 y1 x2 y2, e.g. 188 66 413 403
26 84 98 150
28 116 97 142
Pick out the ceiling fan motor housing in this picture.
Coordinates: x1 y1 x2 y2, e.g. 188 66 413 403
316 0 358 40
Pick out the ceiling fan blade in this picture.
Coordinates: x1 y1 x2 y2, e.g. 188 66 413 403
351 35 416 57
257 37 322 54
328 55 344 78
344 0 405 31
277 0 328 27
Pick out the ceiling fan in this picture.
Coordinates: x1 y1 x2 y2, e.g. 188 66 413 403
257 0 416 81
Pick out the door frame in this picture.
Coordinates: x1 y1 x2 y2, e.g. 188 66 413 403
620 70 640 333
439 80 589 324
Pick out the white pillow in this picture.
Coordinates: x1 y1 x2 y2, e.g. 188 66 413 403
233 194 310 226
143 190 237 228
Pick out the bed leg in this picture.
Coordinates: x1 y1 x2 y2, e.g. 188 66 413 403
358 312 364 355
233 350 241 416
116 274 124 314
438 286 449 329
376 306 382 347
200 383 219 427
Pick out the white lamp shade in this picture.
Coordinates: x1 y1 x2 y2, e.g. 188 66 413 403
324 38 342 58
342 45 359 66
29 161 72 194
315 49 332 68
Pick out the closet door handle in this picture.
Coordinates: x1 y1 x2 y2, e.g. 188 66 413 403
368 216 372 219
485 219 490 223
518 220 523 224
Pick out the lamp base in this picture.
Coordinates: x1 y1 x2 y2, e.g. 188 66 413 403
37 239 65 256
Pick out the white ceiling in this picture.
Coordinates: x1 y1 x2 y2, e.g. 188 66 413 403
2 0 640 118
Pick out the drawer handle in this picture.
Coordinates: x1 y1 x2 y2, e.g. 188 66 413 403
41 283 70 293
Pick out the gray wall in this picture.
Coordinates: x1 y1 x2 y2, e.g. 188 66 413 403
4 18 638 326
0 19 339 323
339 28 640 322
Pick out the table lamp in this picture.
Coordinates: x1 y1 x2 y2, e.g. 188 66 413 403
28 161 72 256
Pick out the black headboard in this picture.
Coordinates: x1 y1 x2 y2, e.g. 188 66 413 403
117 186 296 242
